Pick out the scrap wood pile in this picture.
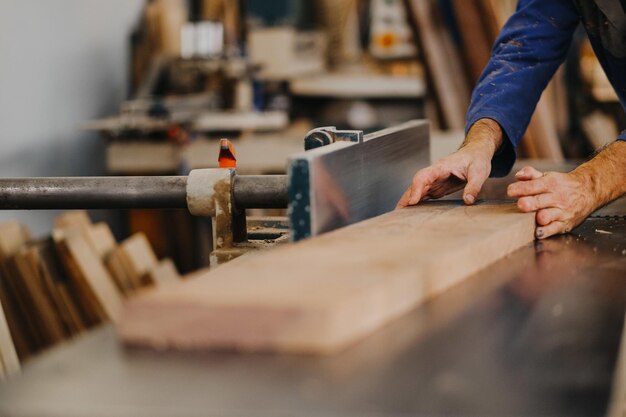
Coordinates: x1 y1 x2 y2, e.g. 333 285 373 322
404 0 567 160
0 212 181 379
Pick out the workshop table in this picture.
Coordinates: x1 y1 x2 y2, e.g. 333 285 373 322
0 180 625 417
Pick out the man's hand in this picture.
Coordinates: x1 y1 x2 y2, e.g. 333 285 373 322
507 167 598 239
508 140 626 239
396 118 503 209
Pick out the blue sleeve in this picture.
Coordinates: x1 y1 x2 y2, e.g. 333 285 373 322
465 0 580 177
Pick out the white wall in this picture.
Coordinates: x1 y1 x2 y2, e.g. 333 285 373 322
0 0 144 235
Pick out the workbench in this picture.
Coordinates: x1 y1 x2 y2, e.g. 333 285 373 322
0 167 625 417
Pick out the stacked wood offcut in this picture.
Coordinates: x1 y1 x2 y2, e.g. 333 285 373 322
403 0 566 160
0 212 181 378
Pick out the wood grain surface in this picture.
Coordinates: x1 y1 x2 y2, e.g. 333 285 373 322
120 202 535 354
54 233 122 324
0 297 19 378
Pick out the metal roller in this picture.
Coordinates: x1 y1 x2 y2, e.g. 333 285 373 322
233 175 288 209
0 175 288 210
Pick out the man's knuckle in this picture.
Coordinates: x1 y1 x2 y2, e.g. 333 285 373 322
537 211 549 224
519 197 535 211
543 176 556 187
412 172 427 184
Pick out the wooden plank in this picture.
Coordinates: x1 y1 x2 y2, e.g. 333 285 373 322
11 247 66 345
115 233 159 288
55 212 117 261
54 211 92 231
0 221 37 359
1 258 46 350
120 202 535 354
403 0 470 129
54 285 86 335
26 242 85 336
146 259 180 287
451 0 495 84
525 95 565 161
54 233 122 324
0 221 30 260
0 297 19 378
0 274 32 360
105 251 138 296
84 223 116 260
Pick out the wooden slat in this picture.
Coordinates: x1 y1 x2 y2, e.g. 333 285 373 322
0 278 31 360
54 233 122 324
120 202 534 354
0 221 37 358
0 298 19 378
11 247 66 345
525 97 565 161
115 234 159 287
84 223 116 260
107 236 179 294
54 211 92 231
25 242 85 337
451 0 494 84
0 221 30 259
0 264 42 356
146 259 180 287
403 0 470 130
105 251 138 296
54 212 117 260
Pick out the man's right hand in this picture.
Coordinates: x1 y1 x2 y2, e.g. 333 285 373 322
396 118 503 209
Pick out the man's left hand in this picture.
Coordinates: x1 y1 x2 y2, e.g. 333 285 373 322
507 166 598 239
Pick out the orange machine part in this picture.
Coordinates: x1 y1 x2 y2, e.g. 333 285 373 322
218 138 237 168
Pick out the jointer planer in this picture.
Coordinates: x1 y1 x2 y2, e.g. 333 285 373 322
0 195 625 417
0 119 625 416
0 120 430 264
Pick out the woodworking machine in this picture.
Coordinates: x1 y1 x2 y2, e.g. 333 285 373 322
1 196 625 417
1 120 626 416
0 120 430 265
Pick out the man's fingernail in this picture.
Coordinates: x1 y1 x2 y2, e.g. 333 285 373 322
465 194 475 204
536 228 544 238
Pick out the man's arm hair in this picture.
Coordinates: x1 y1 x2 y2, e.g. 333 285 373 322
573 141 626 208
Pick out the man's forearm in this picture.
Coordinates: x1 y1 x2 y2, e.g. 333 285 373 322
464 0 578 152
572 141 626 208
461 118 503 157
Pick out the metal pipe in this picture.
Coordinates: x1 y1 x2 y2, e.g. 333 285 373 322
0 177 189 209
0 175 288 210
233 175 288 209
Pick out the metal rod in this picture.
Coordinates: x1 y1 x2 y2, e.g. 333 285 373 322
233 175 288 209
0 177 189 209
0 175 288 210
